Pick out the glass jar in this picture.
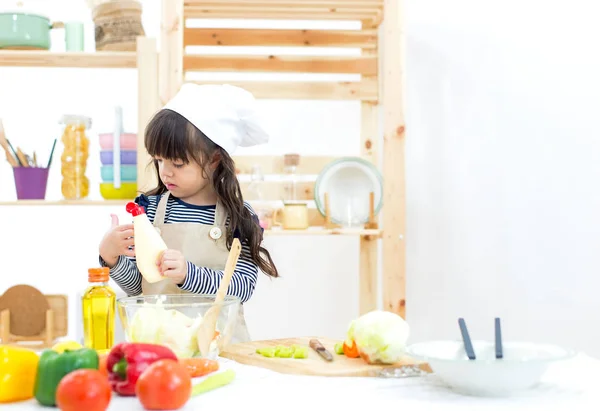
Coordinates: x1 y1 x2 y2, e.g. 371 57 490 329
246 164 274 229
82 267 116 354
60 115 91 200
283 153 300 201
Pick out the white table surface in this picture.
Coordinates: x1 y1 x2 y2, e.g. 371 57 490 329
4 353 600 411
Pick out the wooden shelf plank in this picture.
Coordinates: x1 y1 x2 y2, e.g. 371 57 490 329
185 0 384 6
184 28 377 48
265 228 381 236
234 155 336 175
265 207 328 227
185 5 380 22
0 51 137 68
190 79 377 100
184 55 377 75
240 180 314 201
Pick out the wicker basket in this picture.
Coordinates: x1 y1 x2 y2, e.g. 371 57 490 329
92 0 145 51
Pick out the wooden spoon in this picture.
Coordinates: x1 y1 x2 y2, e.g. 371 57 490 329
197 238 242 357
16 147 29 167
0 120 18 167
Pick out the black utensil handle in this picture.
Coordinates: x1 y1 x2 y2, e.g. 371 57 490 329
458 318 476 360
495 317 503 359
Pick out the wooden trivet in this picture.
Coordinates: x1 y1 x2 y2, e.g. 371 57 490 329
0 284 50 336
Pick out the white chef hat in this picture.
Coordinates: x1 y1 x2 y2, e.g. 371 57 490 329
162 83 270 154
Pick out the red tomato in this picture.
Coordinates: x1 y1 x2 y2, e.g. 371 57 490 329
56 369 111 411
136 359 192 410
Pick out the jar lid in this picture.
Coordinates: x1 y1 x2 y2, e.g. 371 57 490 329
283 200 307 206
284 153 300 167
60 115 92 129
88 267 109 282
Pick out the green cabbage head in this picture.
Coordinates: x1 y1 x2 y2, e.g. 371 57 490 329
346 310 410 364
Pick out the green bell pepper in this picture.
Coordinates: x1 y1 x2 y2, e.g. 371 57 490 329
33 347 99 406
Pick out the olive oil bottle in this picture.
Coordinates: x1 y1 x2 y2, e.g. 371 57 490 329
82 267 116 354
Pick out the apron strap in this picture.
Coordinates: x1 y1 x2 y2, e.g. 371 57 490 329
153 192 171 228
214 201 227 227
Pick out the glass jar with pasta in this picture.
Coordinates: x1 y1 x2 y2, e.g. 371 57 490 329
60 115 92 200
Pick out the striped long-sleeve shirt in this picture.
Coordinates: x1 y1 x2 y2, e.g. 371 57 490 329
101 194 260 303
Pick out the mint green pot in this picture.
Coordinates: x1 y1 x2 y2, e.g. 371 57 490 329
0 13 63 50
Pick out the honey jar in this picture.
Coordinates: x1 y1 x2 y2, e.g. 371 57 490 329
273 202 309 230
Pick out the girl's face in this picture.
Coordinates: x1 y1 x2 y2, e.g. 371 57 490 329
155 156 215 203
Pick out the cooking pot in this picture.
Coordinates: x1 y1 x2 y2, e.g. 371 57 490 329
0 12 64 49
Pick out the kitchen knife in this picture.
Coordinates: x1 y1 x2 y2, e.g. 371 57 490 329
309 339 333 362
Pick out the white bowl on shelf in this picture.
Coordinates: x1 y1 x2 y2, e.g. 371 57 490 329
314 157 383 227
407 339 576 397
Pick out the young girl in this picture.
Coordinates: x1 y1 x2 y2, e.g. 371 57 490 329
98 83 279 342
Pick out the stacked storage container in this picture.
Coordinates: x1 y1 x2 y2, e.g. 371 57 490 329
99 107 137 199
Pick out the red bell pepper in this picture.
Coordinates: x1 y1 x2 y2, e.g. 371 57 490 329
106 342 178 396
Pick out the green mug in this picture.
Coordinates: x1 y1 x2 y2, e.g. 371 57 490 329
65 21 84 52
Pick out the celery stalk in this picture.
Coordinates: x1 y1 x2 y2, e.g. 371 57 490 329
191 370 236 396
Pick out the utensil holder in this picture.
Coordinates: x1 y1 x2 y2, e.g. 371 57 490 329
12 167 49 200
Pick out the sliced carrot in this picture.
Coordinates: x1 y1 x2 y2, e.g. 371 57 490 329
343 340 360 358
180 358 220 378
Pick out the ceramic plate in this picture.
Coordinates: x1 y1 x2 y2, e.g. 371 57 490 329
314 157 383 226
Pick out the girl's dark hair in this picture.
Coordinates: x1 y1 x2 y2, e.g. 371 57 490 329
143 109 278 279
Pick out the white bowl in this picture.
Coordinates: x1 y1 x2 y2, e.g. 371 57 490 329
407 340 576 397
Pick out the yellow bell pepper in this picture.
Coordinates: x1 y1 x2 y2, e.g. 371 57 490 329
0 345 39 403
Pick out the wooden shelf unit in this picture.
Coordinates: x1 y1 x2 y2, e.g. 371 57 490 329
156 0 406 317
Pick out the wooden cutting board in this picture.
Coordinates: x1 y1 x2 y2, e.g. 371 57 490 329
219 336 431 377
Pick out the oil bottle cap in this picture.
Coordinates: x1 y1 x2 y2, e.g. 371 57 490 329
88 267 109 282
126 202 146 216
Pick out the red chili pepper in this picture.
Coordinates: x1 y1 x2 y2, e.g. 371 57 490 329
106 342 178 396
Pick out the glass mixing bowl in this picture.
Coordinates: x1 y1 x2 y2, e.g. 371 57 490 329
117 294 241 359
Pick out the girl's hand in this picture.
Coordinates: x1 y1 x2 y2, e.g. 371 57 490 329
99 214 135 267
157 249 187 285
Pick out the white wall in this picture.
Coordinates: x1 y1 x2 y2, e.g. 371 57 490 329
404 0 600 357
1 0 599 357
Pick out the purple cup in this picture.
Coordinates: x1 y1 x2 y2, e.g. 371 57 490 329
100 150 137 165
13 167 50 200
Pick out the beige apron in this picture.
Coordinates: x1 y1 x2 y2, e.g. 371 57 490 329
141 192 251 344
